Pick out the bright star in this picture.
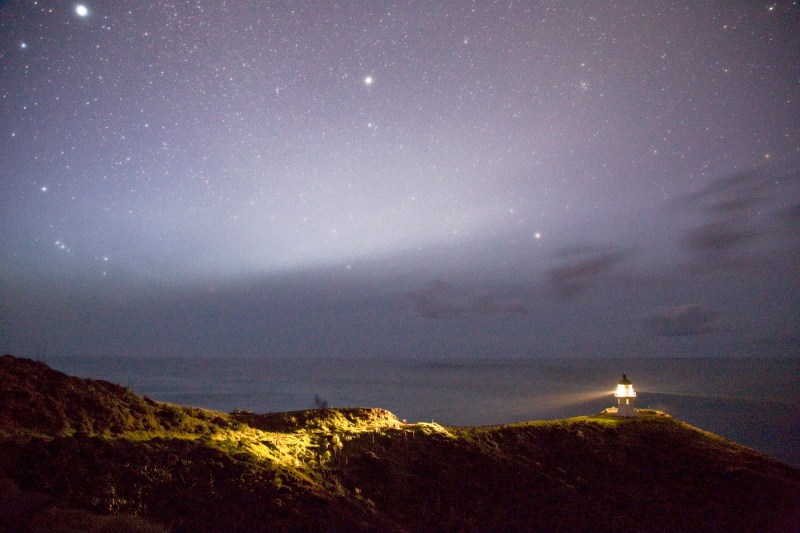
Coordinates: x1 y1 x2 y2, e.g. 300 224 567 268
75 4 89 17
363 75 374 86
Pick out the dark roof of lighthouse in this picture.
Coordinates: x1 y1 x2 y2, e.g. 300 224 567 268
618 374 632 385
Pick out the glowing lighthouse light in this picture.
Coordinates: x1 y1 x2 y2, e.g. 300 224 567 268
613 374 636 417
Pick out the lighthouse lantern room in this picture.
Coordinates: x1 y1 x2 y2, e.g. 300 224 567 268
614 374 636 417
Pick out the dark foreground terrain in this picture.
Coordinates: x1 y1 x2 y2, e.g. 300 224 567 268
0 354 797 532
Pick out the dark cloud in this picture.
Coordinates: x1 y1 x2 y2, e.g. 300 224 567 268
409 281 528 319
680 169 770 211
786 204 800 223
751 333 800 350
641 304 720 337
682 223 760 254
675 167 800 269
746 324 800 357
779 203 800 236
709 195 762 216
546 246 628 300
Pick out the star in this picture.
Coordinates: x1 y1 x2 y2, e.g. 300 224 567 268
0 0 797 369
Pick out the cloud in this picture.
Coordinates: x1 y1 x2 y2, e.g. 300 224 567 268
546 246 628 300
779 203 800 236
786 204 800 223
408 280 528 319
751 333 800 350
641 304 720 336
675 167 800 269
682 223 760 255
750 321 800 350
686 168 794 211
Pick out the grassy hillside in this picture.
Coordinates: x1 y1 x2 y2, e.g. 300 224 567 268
0 355 798 532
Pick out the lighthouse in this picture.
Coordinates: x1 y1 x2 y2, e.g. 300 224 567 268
614 374 636 417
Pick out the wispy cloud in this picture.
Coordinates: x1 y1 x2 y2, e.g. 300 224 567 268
409 281 528 319
546 246 628 300
675 167 800 269
682 222 760 255
641 304 720 337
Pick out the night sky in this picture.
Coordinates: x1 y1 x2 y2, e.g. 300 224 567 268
1 1 798 359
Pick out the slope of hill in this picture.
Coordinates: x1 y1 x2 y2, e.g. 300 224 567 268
0 354 798 532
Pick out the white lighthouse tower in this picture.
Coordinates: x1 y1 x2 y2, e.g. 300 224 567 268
614 374 636 417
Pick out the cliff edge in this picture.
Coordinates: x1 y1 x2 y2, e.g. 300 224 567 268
1 355 798 532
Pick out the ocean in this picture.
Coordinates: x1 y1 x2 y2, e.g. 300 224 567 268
47 356 800 468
